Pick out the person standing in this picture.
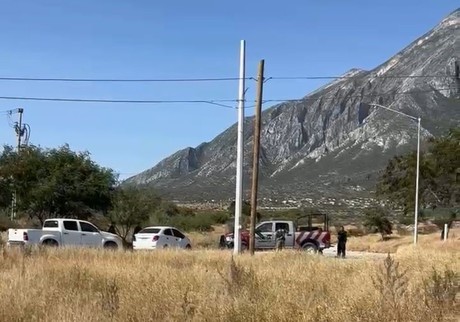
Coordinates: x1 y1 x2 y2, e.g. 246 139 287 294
275 228 286 251
337 226 347 258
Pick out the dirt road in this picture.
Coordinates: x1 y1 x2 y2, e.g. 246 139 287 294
321 247 388 260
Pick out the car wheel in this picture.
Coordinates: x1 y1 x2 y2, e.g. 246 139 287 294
185 244 192 250
104 242 118 250
42 239 58 247
301 242 318 253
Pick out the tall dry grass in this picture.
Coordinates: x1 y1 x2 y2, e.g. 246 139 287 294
346 228 460 253
0 245 458 321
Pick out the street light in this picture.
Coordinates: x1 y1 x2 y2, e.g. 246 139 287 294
369 103 421 245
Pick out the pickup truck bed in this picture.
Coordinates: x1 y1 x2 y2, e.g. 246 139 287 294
7 228 63 247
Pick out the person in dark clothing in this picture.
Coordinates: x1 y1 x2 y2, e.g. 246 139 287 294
132 225 142 242
107 223 117 234
337 226 347 258
218 235 226 249
275 228 287 251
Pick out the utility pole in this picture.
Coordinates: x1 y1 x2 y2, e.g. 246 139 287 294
16 108 24 152
11 108 24 221
249 60 264 255
233 40 246 255
413 117 421 245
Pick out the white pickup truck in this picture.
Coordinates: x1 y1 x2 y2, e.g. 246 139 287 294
7 218 123 250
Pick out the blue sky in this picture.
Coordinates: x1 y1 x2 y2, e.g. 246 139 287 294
0 1 458 180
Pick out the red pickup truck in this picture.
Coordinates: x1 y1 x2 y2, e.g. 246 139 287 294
223 214 331 253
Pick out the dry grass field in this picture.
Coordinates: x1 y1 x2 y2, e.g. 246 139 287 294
346 228 460 254
0 244 458 321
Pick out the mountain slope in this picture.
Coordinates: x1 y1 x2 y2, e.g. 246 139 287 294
125 9 460 204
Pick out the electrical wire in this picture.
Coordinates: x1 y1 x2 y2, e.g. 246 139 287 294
0 97 237 109
268 75 457 80
23 123 31 145
0 76 254 82
0 74 456 83
0 87 457 109
259 87 459 105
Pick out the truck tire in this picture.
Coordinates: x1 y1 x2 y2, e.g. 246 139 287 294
42 239 58 247
301 242 318 253
103 242 118 250
185 244 192 250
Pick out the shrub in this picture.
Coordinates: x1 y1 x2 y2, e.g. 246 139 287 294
364 207 393 240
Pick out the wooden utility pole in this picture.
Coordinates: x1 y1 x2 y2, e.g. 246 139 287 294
249 60 264 255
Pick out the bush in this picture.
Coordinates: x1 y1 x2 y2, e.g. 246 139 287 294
0 215 20 231
364 207 393 240
151 212 214 232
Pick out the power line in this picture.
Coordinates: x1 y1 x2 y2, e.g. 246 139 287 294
0 74 456 83
259 87 459 104
0 87 456 108
0 96 236 109
0 76 254 83
268 74 456 80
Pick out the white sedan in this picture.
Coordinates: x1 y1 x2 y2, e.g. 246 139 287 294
132 226 192 250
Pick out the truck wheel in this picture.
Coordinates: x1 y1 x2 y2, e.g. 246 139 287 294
42 239 58 247
103 242 118 250
185 244 192 250
301 242 318 253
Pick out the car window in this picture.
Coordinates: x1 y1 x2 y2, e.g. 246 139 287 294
172 229 185 239
256 223 273 233
163 229 174 236
139 228 161 234
63 220 79 231
43 220 59 228
80 222 99 233
275 222 290 232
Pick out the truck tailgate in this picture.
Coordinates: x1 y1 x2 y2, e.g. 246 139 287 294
7 229 43 246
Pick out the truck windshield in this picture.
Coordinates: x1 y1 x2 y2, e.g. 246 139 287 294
43 220 59 228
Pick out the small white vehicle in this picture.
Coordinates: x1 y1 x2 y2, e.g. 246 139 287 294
7 218 123 250
133 226 192 250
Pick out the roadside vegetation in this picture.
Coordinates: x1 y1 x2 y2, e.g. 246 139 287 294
0 129 459 321
0 245 458 321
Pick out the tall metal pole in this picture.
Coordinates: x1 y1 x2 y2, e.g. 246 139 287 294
234 40 246 255
249 60 264 255
369 104 421 246
413 117 421 245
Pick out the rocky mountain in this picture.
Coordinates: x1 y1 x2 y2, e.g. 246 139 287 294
125 9 460 207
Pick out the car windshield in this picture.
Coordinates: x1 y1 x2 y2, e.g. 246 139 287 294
138 228 161 234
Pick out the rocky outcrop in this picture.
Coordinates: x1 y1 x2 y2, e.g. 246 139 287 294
125 9 460 203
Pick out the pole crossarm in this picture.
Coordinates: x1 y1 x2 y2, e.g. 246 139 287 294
369 103 419 121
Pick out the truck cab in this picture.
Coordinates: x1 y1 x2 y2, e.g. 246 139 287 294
251 220 295 249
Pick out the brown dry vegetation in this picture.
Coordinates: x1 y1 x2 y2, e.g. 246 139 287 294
0 244 458 321
346 228 460 253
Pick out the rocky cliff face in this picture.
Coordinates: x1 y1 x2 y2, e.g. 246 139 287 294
125 9 460 204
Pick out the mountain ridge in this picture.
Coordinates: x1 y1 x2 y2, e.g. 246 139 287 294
125 9 460 207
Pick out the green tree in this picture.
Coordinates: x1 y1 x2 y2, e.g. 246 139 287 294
227 200 262 227
0 144 116 224
377 128 460 215
107 186 161 242
364 206 393 240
